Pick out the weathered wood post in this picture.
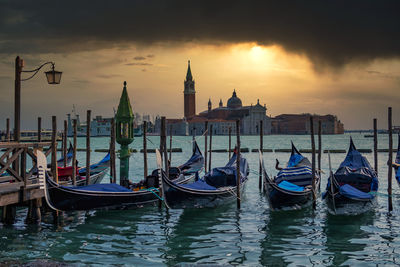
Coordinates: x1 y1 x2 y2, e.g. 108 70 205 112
63 120 68 167
169 124 173 165
51 116 59 224
310 116 317 210
388 107 393 212
228 126 232 160
110 118 116 183
318 120 322 190
86 110 91 186
204 121 208 173
6 118 10 142
259 120 263 190
72 119 77 186
51 116 57 182
209 124 213 171
159 117 167 208
373 118 378 174
143 121 148 178
236 120 241 209
37 117 41 142
161 117 169 177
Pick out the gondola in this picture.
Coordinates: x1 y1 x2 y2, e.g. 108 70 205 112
56 152 111 186
38 141 204 211
161 151 249 209
323 138 378 215
394 134 400 186
261 143 320 211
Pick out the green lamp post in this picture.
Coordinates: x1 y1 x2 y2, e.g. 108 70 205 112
115 81 134 187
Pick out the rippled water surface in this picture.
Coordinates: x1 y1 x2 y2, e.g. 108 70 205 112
1 133 400 266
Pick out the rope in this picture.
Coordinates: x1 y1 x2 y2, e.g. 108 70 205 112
140 187 163 200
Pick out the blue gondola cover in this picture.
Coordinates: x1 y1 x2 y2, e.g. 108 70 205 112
339 184 374 200
277 180 305 192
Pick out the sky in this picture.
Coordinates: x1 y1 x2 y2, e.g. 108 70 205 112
0 0 399 130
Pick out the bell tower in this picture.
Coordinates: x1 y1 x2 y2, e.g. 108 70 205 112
184 60 196 118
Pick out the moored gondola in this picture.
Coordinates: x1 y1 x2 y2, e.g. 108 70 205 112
161 151 249 209
323 138 378 215
261 143 320 211
38 141 204 211
57 151 111 186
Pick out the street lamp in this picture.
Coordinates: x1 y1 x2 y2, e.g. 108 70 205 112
14 56 62 142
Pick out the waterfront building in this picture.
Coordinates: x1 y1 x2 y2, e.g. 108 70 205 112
156 61 272 135
271 113 344 134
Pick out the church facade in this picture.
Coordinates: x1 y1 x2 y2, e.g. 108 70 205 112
155 61 272 136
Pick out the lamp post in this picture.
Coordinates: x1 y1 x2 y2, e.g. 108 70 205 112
14 56 62 142
115 81 134 187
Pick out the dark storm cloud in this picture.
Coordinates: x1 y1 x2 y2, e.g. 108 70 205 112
0 0 399 68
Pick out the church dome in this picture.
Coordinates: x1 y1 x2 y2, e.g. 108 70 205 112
227 89 242 109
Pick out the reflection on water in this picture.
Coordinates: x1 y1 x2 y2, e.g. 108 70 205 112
1 133 400 265
323 212 375 266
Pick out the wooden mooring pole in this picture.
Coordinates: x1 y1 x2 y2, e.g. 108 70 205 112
159 117 167 208
51 116 57 181
110 118 116 183
228 126 232 160
259 120 263 190
169 124 172 165
310 116 317 210
388 107 393 212
72 119 77 186
236 120 241 209
51 116 59 223
63 120 68 167
373 118 378 174
318 120 322 190
37 117 41 142
143 121 148 178
6 118 10 142
209 124 213 171
86 110 91 186
204 121 208 173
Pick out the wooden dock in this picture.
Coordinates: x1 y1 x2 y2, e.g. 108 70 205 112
0 142 55 224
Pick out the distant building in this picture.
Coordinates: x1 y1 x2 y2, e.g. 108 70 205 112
271 114 344 134
67 114 113 137
155 61 272 136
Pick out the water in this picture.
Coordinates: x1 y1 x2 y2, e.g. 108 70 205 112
1 133 399 266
